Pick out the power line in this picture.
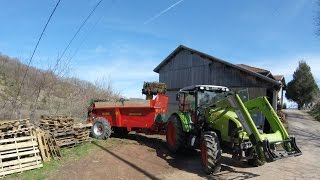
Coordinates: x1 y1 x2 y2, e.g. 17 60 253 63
53 0 103 70
12 0 61 111
68 13 105 62
68 0 117 61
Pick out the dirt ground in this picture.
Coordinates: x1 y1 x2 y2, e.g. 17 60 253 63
48 109 320 180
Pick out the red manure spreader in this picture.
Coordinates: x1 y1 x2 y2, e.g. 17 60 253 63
87 82 168 139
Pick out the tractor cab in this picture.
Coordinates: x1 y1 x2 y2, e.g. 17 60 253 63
176 85 229 122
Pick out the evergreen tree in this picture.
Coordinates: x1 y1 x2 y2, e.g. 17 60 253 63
285 61 319 109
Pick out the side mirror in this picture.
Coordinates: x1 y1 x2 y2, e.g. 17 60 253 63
176 94 180 101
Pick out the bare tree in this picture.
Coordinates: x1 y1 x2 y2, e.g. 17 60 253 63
0 54 120 120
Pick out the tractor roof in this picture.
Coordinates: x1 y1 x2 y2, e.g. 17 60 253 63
180 85 229 92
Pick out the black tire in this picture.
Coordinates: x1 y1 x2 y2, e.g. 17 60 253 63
166 114 186 153
91 117 112 139
247 157 265 167
200 131 222 174
112 127 129 138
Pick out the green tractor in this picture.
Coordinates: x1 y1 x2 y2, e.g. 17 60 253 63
166 85 301 174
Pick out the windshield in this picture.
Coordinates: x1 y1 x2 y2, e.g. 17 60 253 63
197 90 228 107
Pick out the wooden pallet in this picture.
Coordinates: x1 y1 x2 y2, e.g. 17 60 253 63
52 129 75 138
0 127 33 140
40 121 73 127
0 119 32 133
0 136 42 176
40 126 73 132
73 123 91 145
34 129 62 161
76 132 90 139
74 133 90 139
40 116 74 126
56 138 76 148
46 135 61 160
35 130 51 162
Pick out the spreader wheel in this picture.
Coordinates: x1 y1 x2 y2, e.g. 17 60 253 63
200 131 222 174
166 114 186 153
91 117 112 140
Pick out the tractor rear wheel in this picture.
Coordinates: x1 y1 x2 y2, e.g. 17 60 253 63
200 131 222 174
166 114 186 153
91 117 112 139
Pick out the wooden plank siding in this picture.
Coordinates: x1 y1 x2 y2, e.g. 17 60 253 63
155 47 281 117
159 49 275 90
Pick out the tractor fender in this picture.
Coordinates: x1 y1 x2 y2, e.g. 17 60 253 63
172 112 193 132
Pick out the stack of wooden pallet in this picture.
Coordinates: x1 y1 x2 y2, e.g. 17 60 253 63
39 115 76 148
0 119 32 139
39 116 90 148
0 119 42 176
73 123 91 144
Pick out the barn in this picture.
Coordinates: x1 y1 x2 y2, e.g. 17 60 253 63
153 45 285 116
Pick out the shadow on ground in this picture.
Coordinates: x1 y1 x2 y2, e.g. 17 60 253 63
93 134 259 179
92 141 161 180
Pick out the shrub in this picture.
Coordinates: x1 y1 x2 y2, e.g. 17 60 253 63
310 101 320 121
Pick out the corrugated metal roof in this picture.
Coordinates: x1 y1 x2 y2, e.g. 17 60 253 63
236 64 269 75
236 64 275 80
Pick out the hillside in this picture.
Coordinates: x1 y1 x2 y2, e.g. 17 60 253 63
0 53 120 120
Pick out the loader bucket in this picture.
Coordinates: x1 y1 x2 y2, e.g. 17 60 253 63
262 136 302 162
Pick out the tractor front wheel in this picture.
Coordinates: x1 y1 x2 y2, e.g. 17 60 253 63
247 155 265 167
91 117 112 139
200 131 222 174
166 114 186 153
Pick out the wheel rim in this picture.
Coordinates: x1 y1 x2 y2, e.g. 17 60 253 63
201 141 207 165
167 121 176 146
93 122 103 136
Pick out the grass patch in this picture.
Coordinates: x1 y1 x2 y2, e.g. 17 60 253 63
4 139 118 180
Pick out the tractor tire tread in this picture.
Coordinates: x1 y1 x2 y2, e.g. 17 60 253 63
166 114 186 153
201 131 222 174
91 117 112 140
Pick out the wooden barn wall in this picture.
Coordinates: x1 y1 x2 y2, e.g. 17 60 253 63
165 91 179 119
230 87 267 99
159 49 274 90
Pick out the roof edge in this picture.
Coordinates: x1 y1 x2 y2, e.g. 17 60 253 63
153 45 186 73
154 45 281 88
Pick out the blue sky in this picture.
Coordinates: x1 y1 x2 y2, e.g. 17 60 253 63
0 0 319 102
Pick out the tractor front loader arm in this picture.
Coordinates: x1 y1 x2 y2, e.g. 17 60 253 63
208 94 301 162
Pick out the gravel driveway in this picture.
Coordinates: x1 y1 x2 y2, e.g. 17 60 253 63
49 109 320 180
